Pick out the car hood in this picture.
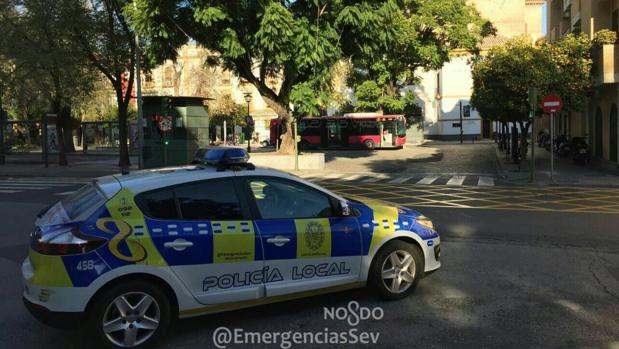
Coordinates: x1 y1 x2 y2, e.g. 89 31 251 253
347 197 438 240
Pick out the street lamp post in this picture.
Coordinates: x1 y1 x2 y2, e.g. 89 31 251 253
244 93 252 153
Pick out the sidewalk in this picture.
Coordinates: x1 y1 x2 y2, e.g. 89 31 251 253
0 153 138 178
496 144 619 187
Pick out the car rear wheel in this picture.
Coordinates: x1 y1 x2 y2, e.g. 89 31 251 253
89 281 171 349
369 240 424 300
364 139 375 150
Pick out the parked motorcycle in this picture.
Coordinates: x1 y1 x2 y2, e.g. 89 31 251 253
556 134 571 158
537 129 550 149
571 137 590 165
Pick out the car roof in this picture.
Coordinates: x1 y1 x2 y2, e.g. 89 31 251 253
109 165 344 200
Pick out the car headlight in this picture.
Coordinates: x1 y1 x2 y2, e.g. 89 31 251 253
416 216 434 230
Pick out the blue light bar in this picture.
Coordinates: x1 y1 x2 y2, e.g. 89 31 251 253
205 148 250 166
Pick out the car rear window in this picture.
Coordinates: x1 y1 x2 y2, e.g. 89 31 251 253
61 184 106 220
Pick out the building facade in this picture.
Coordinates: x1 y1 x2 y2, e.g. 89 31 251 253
140 44 278 143
415 0 545 141
547 0 619 164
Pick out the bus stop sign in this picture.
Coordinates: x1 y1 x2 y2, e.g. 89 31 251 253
542 94 562 114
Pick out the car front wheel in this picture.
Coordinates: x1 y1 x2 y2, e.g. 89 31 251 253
369 240 424 300
89 281 171 349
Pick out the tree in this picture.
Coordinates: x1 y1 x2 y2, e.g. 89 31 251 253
349 0 494 125
67 0 141 167
471 35 592 161
208 94 248 128
0 0 97 163
126 1 396 154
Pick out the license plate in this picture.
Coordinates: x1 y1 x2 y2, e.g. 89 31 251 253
579 149 587 154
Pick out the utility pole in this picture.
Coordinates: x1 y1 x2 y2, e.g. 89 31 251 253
293 121 299 171
135 21 144 169
459 100 463 144
0 84 5 165
528 87 537 183
244 93 252 153
550 112 554 180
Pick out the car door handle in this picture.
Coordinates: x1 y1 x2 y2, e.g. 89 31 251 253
164 239 194 251
266 236 290 247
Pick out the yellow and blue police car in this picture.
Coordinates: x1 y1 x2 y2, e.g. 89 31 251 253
22 148 441 348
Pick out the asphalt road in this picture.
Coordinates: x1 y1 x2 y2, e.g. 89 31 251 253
0 180 618 349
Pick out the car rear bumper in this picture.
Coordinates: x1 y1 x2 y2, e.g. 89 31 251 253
22 257 92 313
23 297 85 329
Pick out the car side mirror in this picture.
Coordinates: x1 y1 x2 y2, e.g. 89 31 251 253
339 200 351 216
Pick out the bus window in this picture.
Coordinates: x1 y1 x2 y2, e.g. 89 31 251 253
396 119 407 137
359 120 379 135
299 119 321 136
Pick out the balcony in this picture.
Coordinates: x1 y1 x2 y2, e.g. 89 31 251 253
593 44 619 85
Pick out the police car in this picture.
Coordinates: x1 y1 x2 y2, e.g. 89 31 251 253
22 148 441 348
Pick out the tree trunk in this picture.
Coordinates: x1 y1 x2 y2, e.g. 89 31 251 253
117 100 130 168
54 102 68 166
261 95 295 155
518 120 531 163
62 107 75 153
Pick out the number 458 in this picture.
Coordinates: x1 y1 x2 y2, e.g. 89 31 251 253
76 260 95 271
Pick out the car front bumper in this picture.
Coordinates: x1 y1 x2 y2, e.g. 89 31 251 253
422 236 441 273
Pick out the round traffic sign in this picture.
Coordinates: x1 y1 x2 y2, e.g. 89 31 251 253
542 94 563 114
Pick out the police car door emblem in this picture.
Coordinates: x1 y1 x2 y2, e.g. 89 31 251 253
305 222 324 250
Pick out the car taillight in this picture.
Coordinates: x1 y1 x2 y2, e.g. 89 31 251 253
32 226 106 256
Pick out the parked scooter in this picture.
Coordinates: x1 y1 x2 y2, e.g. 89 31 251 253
537 129 550 148
556 134 571 158
571 137 590 165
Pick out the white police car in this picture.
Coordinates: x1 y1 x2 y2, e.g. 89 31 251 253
22 148 441 348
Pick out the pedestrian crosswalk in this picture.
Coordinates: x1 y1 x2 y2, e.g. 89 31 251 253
0 177 90 195
303 173 496 187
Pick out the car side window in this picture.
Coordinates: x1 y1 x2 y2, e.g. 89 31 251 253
248 178 334 220
137 188 179 220
175 179 243 220
136 179 243 220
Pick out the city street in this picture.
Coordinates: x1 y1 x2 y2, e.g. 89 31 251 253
3 1 619 348
0 167 617 348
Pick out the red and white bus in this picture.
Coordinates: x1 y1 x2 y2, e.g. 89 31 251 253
270 114 407 149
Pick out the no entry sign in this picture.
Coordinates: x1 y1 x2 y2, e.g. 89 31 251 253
542 94 563 114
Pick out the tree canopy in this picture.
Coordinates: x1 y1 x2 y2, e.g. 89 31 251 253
471 35 592 125
349 0 494 121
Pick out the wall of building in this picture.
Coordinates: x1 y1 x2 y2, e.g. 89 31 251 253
416 0 544 140
548 0 619 164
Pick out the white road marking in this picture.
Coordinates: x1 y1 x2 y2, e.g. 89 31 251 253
0 179 89 184
446 175 466 186
0 186 49 190
323 173 344 179
55 191 76 196
0 190 20 194
0 182 68 187
478 176 495 186
342 174 363 181
362 174 389 183
388 176 414 184
416 176 438 185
